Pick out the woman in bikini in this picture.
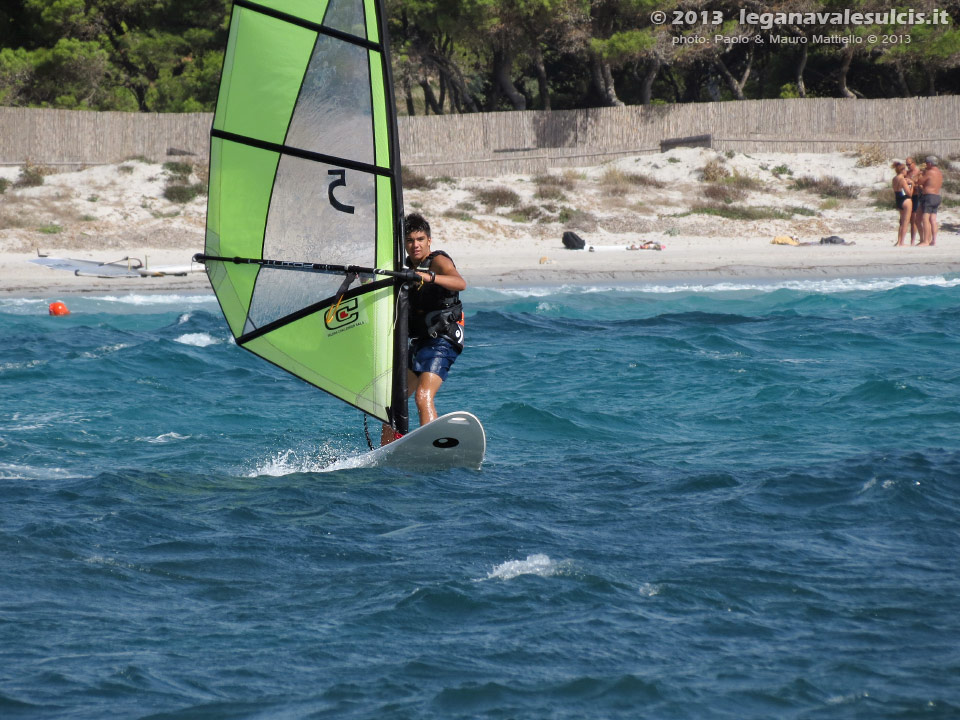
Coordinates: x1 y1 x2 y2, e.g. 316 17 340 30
891 161 914 247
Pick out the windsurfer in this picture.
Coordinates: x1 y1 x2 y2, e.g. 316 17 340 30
382 213 467 444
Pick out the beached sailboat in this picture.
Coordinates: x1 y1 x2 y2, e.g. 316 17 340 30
195 0 484 468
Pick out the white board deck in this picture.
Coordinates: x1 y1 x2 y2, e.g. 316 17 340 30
366 411 486 470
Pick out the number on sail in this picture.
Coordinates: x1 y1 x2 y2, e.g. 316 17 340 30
327 169 355 214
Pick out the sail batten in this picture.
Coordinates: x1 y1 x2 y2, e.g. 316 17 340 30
233 0 379 49
237 279 394 344
203 0 406 430
211 129 394 178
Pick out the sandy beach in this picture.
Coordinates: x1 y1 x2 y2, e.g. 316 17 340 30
1 147 957 298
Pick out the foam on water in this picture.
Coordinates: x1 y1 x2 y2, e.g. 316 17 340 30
96 293 215 305
246 441 368 476
0 462 75 480
136 432 190 444
486 554 561 580
476 274 960 298
173 333 219 347
80 342 131 358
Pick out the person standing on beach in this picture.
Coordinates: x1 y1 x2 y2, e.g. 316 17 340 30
381 213 467 445
892 161 914 246
905 157 922 244
918 156 943 247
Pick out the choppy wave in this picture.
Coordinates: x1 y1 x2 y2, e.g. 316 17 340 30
2 282 959 719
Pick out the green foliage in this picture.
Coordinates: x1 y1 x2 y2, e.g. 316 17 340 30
402 167 438 190
163 183 204 203
442 208 474 221
590 28 657 64
722 172 764 191
1 0 959 115
442 200 476 221
700 159 729 182
790 175 859 199
533 173 578 191
472 186 521 209
779 83 801 99
688 204 791 221
0 48 32 105
502 205 542 222
703 184 745 203
557 206 597 229
163 161 193 179
15 164 47 187
535 184 567 200
0 178 8 194
600 167 663 188
162 161 204 202
2 0 229 110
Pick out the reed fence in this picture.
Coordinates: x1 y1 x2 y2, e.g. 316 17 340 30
2 97 958 177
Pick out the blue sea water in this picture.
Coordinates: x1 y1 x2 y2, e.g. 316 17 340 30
2 276 960 719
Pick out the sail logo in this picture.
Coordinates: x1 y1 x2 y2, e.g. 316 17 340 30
324 297 361 332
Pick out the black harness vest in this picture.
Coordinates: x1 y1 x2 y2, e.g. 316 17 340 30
406 250 464 351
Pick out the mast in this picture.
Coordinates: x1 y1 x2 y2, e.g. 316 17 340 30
376 0 409 436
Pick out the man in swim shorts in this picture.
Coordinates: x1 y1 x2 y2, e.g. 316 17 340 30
382 213 467 444
918 156 943 246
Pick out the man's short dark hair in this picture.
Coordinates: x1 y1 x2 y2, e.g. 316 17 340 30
405 212 431 238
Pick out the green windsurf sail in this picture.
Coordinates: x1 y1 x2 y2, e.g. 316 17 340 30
198 0 410 433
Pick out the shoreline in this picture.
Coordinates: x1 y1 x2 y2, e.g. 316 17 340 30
2 149 957 299
4 249 958 300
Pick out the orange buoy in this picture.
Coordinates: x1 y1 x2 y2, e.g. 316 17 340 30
48 301 70 316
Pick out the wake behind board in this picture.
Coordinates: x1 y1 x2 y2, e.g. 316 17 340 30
367 412 485 470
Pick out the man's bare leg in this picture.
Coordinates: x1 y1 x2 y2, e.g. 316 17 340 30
412 370 444 426
919 213 933 246
381 370 444 444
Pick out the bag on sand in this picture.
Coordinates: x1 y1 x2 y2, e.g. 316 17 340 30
562 231 586 250
819 235 846 244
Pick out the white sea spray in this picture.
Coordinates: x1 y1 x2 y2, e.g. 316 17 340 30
97 294 215 306
137 432 190 444
247 440 363 476
486 553 559 580
174 333 219 347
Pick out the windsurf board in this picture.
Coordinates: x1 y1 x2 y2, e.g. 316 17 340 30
366 411 485 470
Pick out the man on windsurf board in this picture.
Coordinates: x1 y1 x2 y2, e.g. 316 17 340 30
382 213 467 444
